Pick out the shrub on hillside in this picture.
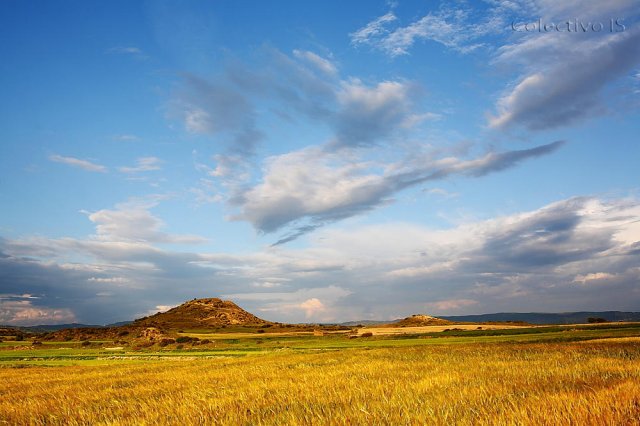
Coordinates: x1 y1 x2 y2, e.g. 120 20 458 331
175 336 192 343
159 338 176 347
361 332 373 337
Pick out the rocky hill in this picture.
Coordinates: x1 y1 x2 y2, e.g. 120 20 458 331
392 314 453 327
133 298 272 329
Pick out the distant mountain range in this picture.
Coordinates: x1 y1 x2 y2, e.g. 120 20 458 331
439 311 640 325
3 310 640 332
3 321 132 333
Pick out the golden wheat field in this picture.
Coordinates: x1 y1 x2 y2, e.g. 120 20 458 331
2 340 640 425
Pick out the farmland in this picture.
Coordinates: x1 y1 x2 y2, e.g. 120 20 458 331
2 323 640 425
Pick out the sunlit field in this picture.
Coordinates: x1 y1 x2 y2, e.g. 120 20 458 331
2 325 640 425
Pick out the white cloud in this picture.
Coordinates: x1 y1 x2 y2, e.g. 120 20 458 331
332 78 415 147
350 5 508 56
235 140 563 241
118 157 163 173
425 187 459 199
49 154 108 173
299 298 326 318
172 74 262 156
488 1 640 130
490 28 640 130
350 12 398 46
155 305 174 312
293 50 337 75
108 46 143 55
0 299 76 326
106 46 147 59
573 272 616 284
223 285 352 322
87 199 207 245
2 195 640 323
350 2 640 130
401 112 443 128
88 277 129 285
424 299 478 313
184 107 213 134
113 134 140 142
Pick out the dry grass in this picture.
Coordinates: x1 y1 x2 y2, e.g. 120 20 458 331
1 341 640 425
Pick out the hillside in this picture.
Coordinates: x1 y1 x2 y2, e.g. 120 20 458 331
133 298 272 329
391 314 453 327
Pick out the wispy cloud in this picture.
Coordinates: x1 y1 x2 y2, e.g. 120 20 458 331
350 12 397 46
171 74 263 156
170 47 567 245
293 50 337 76
106 46 147 59
49 154 108 173
234 140 565 243
489 4 640 130
118 157 163 174
350 5 511 56
113 134 140 142
352 2 640 130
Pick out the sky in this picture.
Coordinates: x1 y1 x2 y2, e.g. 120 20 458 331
1 0 639 326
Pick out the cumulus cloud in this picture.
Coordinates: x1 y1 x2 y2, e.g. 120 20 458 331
0 298 76 326
87 198 206 245
424 299 478 313
49 154 108 173
223 285 352 322
299 298 326 318
1 195 640 324
331 78 416 148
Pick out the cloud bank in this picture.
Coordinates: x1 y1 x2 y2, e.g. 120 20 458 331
2 195 639 324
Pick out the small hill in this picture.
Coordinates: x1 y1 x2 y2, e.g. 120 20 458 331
133 298 271 329
392 314 453 327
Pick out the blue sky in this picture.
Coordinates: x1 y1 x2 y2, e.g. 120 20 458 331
1 0 640 325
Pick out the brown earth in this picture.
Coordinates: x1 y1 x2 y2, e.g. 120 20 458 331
391 314 453 327
133 298 272 329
